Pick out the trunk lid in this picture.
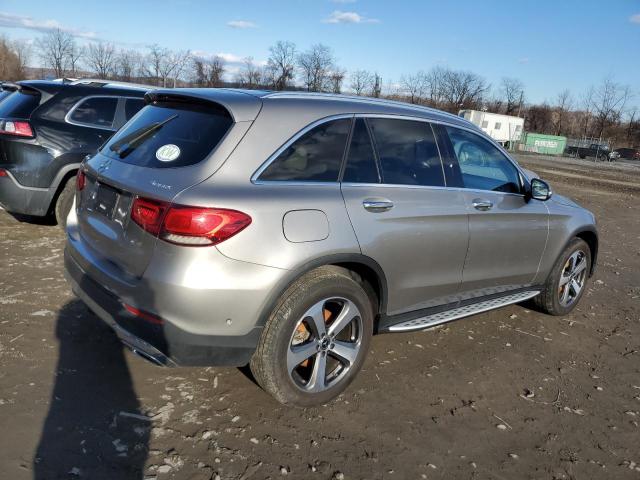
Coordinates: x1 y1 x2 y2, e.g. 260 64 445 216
75 91 259 277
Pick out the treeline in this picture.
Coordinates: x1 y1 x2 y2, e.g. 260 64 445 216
1 30 638 147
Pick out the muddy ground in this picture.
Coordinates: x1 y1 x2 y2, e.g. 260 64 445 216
0 154 639 480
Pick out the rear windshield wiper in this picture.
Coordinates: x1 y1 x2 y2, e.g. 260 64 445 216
109 114 178 158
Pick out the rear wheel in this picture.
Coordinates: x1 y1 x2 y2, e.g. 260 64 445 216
250 266 374 406
534 238 591 316
54 176 76 230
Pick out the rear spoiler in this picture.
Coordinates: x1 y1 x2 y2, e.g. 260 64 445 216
2 81 59 104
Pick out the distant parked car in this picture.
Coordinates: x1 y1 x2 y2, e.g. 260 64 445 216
0 79 148 227
565 143 610 161
610 147 640 161
65 89 598 406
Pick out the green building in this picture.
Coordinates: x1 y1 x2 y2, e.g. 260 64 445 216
520 133 567 155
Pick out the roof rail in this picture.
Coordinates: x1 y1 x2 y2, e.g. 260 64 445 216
69 78 156 90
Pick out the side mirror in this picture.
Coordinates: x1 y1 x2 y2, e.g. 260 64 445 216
530 178 552 201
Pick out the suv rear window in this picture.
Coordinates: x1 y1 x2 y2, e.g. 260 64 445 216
101 101 233 168
0 91 41 118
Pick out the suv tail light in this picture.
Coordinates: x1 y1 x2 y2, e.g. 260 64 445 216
0 120 33 137
130 196 251 246
76 170 86 191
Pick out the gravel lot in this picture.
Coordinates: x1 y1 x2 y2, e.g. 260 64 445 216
0 154 639 480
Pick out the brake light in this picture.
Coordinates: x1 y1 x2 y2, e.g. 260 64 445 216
0 120 33 137
131 197 169 235
130 196 251 246
76 170 86 191
123 303 164 325
0 169 7 177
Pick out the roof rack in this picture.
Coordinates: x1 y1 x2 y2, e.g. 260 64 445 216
69 78 155 90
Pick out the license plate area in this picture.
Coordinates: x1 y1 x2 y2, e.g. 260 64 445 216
89 182 120 219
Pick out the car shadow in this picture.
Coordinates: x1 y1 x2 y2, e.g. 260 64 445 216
34 300 150 480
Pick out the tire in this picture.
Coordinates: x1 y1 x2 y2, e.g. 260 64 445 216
533 238 591 316
250 266 374 406
54 176 76 230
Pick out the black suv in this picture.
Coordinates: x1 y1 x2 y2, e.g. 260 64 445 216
0 79 148 226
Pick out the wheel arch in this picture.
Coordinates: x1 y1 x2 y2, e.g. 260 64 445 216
255 253 388 329
46 163 81 215
573 227 598 276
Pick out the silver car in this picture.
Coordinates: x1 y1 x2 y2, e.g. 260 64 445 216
64 89 598 406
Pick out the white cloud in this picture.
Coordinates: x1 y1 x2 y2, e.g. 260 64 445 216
0 11 97 39
630 13 640 24
517 57 530 64
323 10 379 24
227 20 257 29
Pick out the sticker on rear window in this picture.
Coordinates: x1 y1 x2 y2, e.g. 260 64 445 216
155 144 181 162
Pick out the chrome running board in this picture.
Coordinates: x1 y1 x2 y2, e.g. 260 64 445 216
387 290 540 332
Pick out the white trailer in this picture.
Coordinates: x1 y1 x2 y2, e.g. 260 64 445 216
458 110 524 145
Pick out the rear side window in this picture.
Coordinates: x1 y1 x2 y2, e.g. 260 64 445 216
259 118 350 182
0 91 41 118
368 118 445 187
343 118 379 183
101 101 233 168
124 98 145 121
68 96 118 128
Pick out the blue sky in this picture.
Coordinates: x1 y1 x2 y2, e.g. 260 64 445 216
1 0 638 105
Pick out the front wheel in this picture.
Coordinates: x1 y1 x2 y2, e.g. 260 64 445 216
250 266 374 406
534 238 591 316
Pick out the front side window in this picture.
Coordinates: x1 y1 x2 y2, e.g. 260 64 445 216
445 126 521 194
343 118 379 183
259 118 350 182
368 118 444 187
69 96 118 128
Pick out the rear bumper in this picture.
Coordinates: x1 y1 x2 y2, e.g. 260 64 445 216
64 248 264 367
0 171 53 216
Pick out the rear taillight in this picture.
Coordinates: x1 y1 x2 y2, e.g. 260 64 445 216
0 120 33 137
130 196 251 246
76 170 86 191
0 169 8 177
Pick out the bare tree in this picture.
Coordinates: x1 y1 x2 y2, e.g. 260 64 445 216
371 73 382 98
169 50 191 87
115 49 143 81
329 68 346 94
500 77 525 115
553 89 573 136
236 57 262 88
86 42 117 78
192 56 225 87
266 41 297 90
36 28 74 77
588 77 631 138
0 37 23 80
349 69 374 96
297 44 335 92
440 69 489 112
400 71 427 104
11 39 31 76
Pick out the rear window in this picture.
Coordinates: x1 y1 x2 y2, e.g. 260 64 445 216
101 101 233 168
0 89 12 103
0 91 41 118
124 98 145 121
68 96 118 129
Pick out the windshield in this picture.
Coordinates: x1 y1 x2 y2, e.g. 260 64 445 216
101 102 233 168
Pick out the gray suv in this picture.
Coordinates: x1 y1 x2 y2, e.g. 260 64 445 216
64 89 598 406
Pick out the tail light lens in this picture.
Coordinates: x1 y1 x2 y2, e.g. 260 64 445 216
130 196 251 246
0 169 8 177
123 303 164 325
0 120 33 137
76 170 86 191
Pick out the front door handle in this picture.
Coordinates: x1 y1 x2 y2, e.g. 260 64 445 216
363 199 394 213
472 199 493 211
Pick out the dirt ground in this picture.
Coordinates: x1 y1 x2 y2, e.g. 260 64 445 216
0 154 639 480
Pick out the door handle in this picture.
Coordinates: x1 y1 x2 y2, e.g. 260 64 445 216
472 199 493 211
363 199 394 213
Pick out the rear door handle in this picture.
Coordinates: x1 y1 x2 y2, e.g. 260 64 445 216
363 199 394 213
472 199 493 211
